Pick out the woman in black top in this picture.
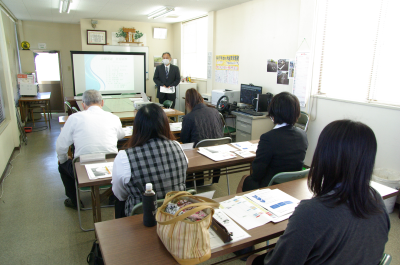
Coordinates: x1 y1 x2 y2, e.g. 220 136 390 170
237 92 308 193
181 88 223 146
247 120 389 265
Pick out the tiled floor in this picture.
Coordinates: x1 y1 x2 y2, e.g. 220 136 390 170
0 114 399 264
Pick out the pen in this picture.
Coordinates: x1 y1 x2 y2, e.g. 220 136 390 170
105 166 111 174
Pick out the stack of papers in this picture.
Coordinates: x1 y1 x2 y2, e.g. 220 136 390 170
85 162 114 180
244 189 300 217
122 126 133 137
219 189 301 230
209 209 251 249
164 109 175 113
231 141 258 152
198 145 237 161
169 122 182 131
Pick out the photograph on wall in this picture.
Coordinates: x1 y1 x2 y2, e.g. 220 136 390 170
267 59 277 72
277 70 289 85
154 56 162 67
288 59 295 78
278 59 289 71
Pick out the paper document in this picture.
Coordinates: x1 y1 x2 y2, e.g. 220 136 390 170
370 181 398 197
198 149 236 162
160 86 175 94
198 144 237 153
169 122 182 131
123 126 133 137
85 162 114 180
232 141 258 152
210 209 251 249
181 143 194 150
219 196 272 230
163 109 175 113
234 150 256 158
245 189 300 217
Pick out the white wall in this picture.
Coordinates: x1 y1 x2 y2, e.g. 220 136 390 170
211 0 306 95
80 19 176 102
306 97 400 172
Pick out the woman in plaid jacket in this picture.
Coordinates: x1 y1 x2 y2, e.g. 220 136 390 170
112 104 188 218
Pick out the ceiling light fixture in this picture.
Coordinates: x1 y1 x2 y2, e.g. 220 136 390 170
59 0 72 14
147 7 175 19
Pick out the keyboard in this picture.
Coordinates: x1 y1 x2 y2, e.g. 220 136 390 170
238 109 264 116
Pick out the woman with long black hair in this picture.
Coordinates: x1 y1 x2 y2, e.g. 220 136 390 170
248 120 390 265
112 104 188 218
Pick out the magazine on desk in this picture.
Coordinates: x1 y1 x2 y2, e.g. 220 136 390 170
85 162 114 180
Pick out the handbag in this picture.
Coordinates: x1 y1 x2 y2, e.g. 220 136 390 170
156 191 220 265
87 240 104 265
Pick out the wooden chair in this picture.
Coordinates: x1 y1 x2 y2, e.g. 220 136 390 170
26 101 51 129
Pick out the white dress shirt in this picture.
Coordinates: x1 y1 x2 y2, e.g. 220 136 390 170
112 140 188 201
274 122 288 129
56 106 125 164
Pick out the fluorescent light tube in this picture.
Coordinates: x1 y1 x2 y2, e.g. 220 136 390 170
148 7 174 19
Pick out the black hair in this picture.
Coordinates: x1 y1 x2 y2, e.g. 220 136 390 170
267 92 300 125
125 104 174 148
162 52 171 58
308 119 382 218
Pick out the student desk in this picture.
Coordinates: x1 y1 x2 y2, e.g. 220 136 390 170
94 178 398 265
59 103 184 124
19 92 52 122
74 141 259 224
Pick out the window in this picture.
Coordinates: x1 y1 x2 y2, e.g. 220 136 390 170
34 52 60 83
313 0 400 106
181 16 208 79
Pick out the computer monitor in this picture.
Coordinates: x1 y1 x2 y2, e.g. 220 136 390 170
240 84 263 105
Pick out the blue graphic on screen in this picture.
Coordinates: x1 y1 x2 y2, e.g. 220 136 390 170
84 55 105 91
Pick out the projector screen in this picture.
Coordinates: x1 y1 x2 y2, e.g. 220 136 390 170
71 51 146 95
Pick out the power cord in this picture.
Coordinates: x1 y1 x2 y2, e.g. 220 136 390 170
0 148 21 199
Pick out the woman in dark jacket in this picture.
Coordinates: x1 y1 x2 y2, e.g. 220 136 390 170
181 88 224 186
181 88 223 146
237 92 308 193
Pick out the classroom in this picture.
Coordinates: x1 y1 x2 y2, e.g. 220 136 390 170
0 0 399 264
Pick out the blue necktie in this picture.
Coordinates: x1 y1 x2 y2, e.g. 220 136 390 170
166 67 169 79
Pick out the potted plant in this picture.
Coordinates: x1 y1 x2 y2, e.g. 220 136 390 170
116 28 126 42
134 31 143 42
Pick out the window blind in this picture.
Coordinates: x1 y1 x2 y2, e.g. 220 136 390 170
181 16 208 79
315 0 400 106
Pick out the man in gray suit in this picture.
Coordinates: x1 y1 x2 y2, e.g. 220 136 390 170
153 52 181 108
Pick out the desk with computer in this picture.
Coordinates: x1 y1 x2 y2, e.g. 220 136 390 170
212 84 275 141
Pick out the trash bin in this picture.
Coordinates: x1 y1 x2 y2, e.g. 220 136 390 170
372 168 400 214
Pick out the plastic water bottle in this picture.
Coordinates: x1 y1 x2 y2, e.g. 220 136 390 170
142 183 157 227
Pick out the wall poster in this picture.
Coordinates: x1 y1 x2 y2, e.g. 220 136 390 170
215 55 239 85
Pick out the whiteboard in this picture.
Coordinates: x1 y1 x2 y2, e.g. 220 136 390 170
104 45 149 79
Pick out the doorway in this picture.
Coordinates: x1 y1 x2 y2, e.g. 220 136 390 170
34 51 64 112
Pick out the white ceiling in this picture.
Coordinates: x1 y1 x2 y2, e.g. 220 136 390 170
2 0 252 24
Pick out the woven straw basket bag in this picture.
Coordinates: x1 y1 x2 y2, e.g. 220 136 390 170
156 191 219 265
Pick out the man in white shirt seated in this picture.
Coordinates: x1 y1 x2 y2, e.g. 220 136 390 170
56 90 125 209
